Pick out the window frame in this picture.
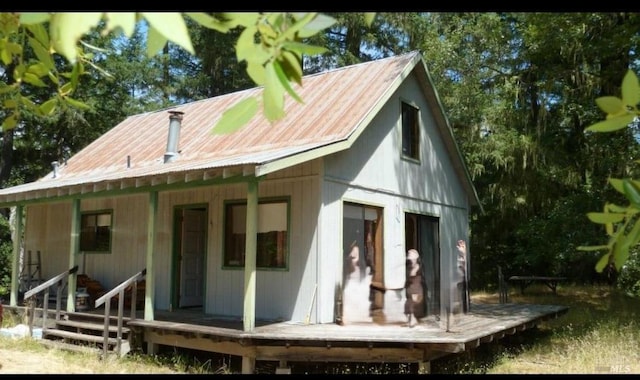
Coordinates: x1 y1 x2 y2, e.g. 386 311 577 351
79 209 113 253
401 100 421 162
222 197 290 271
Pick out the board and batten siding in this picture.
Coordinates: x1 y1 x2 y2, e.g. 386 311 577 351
21 160 321 323
320 71 470 322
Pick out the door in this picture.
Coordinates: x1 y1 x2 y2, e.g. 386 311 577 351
405 213 440 317
341 202 384 323
178 207 207 308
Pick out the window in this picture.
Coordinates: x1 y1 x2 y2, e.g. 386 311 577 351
402 101 420 160
80 210 112 252
224 199 289 269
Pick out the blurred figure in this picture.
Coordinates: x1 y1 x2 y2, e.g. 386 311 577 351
456 240 469 313
404 249 425 327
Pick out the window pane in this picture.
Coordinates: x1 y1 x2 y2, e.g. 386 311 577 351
224 200 288 269
402 102 419 160
80 211 112 253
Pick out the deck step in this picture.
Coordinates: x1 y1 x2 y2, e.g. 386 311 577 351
43 328 120 346
55 319 131 334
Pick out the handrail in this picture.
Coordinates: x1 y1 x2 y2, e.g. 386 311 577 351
23 265 78 339
94 268 146 358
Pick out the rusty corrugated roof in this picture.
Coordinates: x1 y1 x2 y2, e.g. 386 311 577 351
0 51 480 208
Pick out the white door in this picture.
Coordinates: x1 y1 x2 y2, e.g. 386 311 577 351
179 208 206 308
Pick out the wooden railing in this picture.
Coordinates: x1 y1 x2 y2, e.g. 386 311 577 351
94 268 146 358
23 265 79 338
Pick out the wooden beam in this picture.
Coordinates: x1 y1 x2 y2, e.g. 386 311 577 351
253 346 426 363
9 205 23 306
145 331 252 357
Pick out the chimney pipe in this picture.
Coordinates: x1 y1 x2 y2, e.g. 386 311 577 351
52 161 59 178
165 110 184 163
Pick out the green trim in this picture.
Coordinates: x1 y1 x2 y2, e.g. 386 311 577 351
221 196 291 271
0 173 257 208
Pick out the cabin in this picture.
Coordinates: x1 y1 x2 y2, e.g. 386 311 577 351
0 51 567 373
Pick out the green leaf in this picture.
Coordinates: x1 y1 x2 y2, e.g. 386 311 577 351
623 179 640 208
0 48 11 65
586 212 625 224
146 25 168 57
49 12 103 63
103 12 137 37
280 50 302 85
609 178 624 194
26 62 49 77
212 96 259 134
364 13 376 27
3 99 17 109
142 12 194 55
19 96 37 112
236 25 259 62
25 24 50 49
185 12 230 32
263 61 285 122
219 12 260 29
19 12 51 25
273 59 303 103
246 61 266 86
39 98 58 115
63 96 91 111
595 252 611 273
595 96 624 115
297 14 336 38
282 41 328 56
28 37 55 71
585 114 636 132
22 72 47 87
621 69 640 108
2 114 18 130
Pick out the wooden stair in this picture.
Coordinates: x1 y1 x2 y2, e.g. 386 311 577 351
40 310 133 357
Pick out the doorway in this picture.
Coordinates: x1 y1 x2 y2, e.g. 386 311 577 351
405 213 440 317
341 202 384 323
173 205 207 309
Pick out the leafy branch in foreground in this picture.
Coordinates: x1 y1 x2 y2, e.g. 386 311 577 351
1 12 351 134
579 70 640 272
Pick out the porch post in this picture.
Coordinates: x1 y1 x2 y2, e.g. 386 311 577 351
243 179 258 332
68 198 81 312
9 205 23 306
145 190 158 321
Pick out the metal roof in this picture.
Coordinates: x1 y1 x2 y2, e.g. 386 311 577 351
0 51 480 208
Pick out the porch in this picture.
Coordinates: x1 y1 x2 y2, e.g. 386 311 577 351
2 301 568 373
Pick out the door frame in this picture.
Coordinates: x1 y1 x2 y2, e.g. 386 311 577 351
171 203 208 310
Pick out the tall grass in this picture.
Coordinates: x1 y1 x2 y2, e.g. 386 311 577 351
434 284 640 374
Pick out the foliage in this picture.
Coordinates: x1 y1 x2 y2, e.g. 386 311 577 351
579 70 640 274
0 12 339 135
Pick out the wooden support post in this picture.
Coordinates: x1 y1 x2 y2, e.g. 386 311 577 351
275 360 291 374
68 199 81 312
418 360 431 374
242 356 255 374
243 179 258 332
9 205 23 307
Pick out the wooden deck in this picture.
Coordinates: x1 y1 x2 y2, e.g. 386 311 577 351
2 301 569 373
125 302 568 370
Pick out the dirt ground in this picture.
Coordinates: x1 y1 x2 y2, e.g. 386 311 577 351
0 346 93 374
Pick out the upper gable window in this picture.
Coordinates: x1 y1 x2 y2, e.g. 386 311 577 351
402 102 420 161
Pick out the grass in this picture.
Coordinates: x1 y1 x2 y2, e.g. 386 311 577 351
433 284 640 374
2 284 639 374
